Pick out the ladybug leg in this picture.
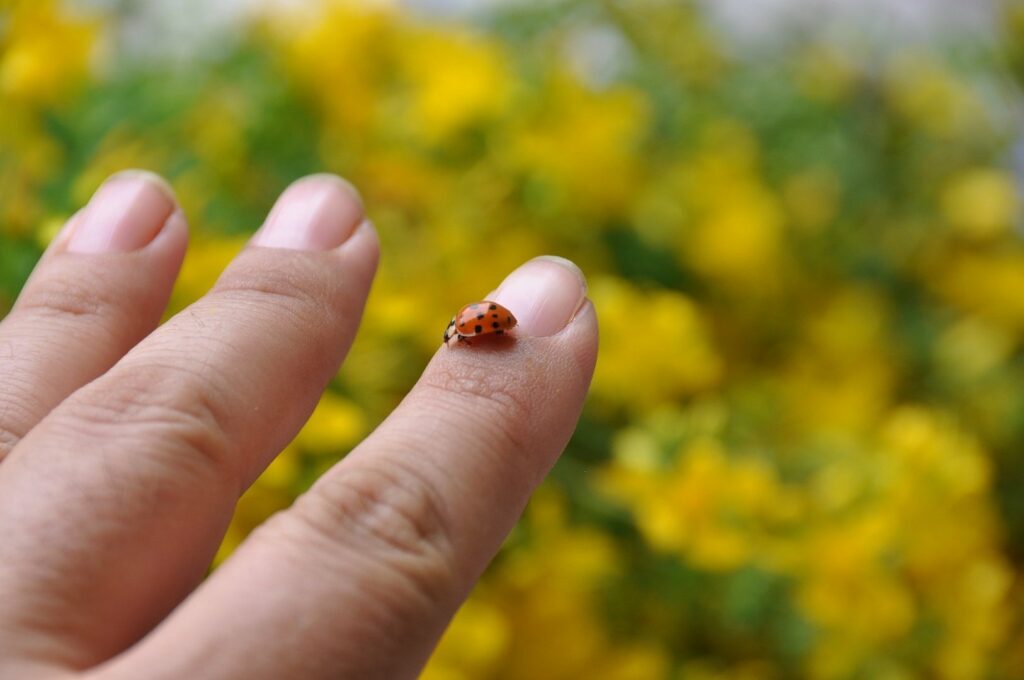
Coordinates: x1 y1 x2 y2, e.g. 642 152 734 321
442 317 457 345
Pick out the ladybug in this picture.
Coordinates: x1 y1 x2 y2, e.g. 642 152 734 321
443 301 518 345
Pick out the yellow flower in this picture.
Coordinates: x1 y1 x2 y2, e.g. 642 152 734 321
791 406 1010 677
278 2 397 133
687 185 785 286
680 121 787 288
170 234 249 312
294 392 366 455
0 0 95 107
797 521 914 643
397 29 512 142
214 447 300 565
779 287 896 433
940 168 1018 241
933 316 1014 382
881 406 991 499
884 54 986 139
590 278 722 414
508 74 650 219
603 427 794 573
423 598 510 680
924 248 1024 334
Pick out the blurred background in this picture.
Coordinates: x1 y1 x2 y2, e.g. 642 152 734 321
3 0 1024 677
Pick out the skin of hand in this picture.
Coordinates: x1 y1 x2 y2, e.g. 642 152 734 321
0 172 598 679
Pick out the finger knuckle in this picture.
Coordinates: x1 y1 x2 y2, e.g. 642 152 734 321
287 461 458 605
0 415 30 460
0 380 43 458
0 423 25 460
59 363 239 490
16 271 120 322
212 254 353 332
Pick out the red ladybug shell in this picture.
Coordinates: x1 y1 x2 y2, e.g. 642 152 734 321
443 301 517 344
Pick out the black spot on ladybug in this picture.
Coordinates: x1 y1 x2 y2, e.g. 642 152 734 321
476 313 485 320
474 324 483 334
496 329 504 335
489 304 497 310
492 313 499 318
492 321 500 329
506 316 512 324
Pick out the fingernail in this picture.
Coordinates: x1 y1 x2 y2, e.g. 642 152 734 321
67 170 177 253
252 174 364 250
491 256 588 337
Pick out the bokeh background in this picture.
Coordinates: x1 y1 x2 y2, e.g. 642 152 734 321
4 0 1024 677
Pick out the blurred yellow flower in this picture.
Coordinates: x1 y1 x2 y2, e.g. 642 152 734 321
0 0 95 231
885 54 987 139
294 391 366 455
941 167 1019 241
423 597 510 680
934 316 1014 382
282 2 396 130
926 248 1024 334
688 186 785 287
780 287 895 433
590 278 722 413
603 433 793 572
681 122 787 288
213 446 301 566
398 29 512 142
508 74 649 219
0 0 95 106
170 234 249 311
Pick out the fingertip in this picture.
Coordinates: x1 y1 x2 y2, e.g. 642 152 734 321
566 296 597 341
147 208 190 265
347 218 380 257
67 171 179 254
253 174 366 251
562 297 599 378
490 256 588 337
337 218 381 283
108 169 178 204
294 172 364 209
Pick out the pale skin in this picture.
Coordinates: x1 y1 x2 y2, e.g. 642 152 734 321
0 172 598 679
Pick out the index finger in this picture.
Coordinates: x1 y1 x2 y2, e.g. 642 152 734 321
99 257 598 680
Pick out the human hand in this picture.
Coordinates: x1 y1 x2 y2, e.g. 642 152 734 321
0 173 598 679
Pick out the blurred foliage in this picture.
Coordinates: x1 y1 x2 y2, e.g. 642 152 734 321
4 0 1024 677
